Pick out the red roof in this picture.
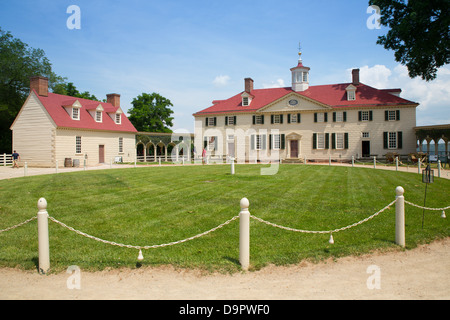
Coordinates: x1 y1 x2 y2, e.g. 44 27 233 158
194 82 418 115
33 90 137 133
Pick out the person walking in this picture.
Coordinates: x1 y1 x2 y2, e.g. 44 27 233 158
12 150 20 168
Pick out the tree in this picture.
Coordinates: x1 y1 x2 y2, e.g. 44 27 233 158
53 82 100 101
0 27 65 153
369 0 450 81
128 92 174 133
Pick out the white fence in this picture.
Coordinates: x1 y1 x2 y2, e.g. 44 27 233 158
1 187 448 274
0 154 12 166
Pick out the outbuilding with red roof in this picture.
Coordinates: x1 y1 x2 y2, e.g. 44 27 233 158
10 76 137 167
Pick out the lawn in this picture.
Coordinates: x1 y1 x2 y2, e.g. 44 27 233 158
0 164 449 273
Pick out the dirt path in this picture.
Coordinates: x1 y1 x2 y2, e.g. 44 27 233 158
1 238 448 300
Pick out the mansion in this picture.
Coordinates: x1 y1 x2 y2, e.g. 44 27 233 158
193 52 419 163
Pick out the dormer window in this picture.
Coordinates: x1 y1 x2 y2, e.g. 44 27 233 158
86 104 104 122
241 91 253 106
346 84 356 101
72 107 80 120
115 113 121 124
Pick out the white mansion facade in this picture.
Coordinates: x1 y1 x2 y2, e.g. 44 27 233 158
193 53 419 163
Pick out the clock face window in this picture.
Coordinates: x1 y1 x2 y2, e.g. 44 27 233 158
288 99 298 106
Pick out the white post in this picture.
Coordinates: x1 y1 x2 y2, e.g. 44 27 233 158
395 186 405 247
84 159 86 171
24 162 27 176
3 153 5 167
418 158 421 174
239 197 250 271
438 160 441 178
159 157 161 166
373 156 376 169
231 157 235 175
395 157 398 171
352 156 354 167
329 155 331 166
37 198 50 274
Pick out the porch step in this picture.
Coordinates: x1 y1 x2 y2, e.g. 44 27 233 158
282 158 305 164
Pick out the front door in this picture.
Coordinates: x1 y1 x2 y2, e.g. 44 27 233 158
362 141 370 157
290 140 298 158
99 145 105 163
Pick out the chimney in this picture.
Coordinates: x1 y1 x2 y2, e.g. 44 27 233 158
106 93 120 107
30 76 48 97
244 78 254 93
352 69 360 86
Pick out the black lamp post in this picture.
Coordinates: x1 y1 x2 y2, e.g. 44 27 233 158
421 164 434 228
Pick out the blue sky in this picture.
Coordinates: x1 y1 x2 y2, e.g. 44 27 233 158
1 0 449 132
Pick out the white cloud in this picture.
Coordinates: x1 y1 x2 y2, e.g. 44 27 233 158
212 75 231 87
357 65 392 89
262 78 286 88
355 64 450 126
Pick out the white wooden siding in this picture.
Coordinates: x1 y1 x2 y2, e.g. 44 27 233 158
10 93 56 167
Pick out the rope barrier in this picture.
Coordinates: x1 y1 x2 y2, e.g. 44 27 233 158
1 197 447 263
405 201 450 211
250 199 398 235
48 215 239 250
0 216 37 234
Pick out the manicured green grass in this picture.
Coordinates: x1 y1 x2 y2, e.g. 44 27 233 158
0 164 449 273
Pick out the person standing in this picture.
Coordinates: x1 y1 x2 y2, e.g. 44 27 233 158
12 150 20 168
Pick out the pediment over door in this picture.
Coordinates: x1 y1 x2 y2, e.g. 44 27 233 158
286 132 302 140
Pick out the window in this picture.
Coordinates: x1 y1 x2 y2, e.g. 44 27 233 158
269 134 285 150
96 111 102 122
119 137 123 153
271 114 283 124
336 133 344 149
253 115 264 125
225 116 236 126
317 133 325 149
76 136 82 154
115 113 121 124
362 132 370 138
385 110 400 121
242 97 249 106
333 111 347 122
388 132 397 149
287 113 301 123
302 72 308 82
347 90 356 101
205 117 217 127
331 133 349 149
273 134 281 149
250 134 267 150
312 133 330 149
383 132 403 149
314 112 327 123
359 110 373 121
204 136 218 151
72 108 80 120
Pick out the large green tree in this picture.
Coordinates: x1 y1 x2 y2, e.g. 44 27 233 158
0 27 65 153
369 0 450 81
128 92 174 133
52 82 100 101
